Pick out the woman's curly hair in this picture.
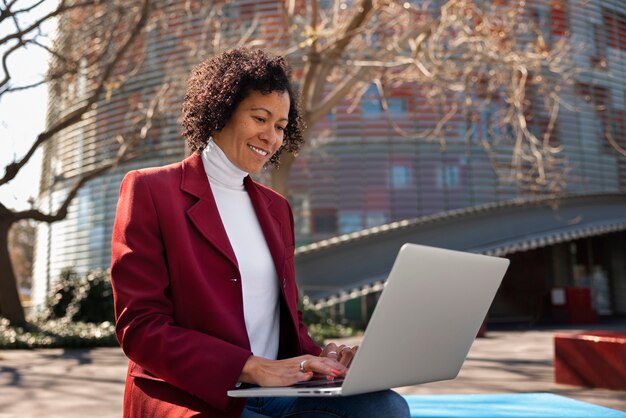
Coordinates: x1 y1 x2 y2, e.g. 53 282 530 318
182 48 305 167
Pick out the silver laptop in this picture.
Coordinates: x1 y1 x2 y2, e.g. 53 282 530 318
228 243 509 397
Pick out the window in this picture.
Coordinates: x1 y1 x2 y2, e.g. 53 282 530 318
577 83 614 153
361 94 381 118
76 190 90 228
312 209 337 234
603 9 626 51
52 157 64 181
592 24 608 69
290 193 311 239
530 6 551 46
77 58 87 97
221 3 239 19
387 98 407 115
361 85 407 118
390 164 412 189
365 211 386 228
339 211 362 234
550 1 568 36
436 165 460 188
219 3 240 36
530 2 568 40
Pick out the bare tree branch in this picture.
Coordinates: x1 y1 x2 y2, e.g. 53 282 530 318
306 66 368 124
12 0 46 16
299 0 320 110
308 0 374 109
0 37 82 96
0 0 99 47
1 0 152 187
605 130 626 159
306 18 433 125
0 0 45 25
14 81 169 224
0 37 26 91
2 77 46 93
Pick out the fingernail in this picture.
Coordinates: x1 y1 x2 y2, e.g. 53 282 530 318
331 368 342 376
326 375 334 381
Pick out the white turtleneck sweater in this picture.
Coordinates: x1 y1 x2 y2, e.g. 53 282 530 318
201 140 280 360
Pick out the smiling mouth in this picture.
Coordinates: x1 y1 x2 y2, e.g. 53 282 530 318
248 144 269 157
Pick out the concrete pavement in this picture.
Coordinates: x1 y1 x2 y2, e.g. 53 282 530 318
1 325 625 417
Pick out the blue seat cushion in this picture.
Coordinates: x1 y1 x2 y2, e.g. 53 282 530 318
404 393 626 418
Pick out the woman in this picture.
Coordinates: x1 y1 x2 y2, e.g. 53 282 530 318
111 48 410 418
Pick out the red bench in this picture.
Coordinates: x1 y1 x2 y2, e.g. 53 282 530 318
554 331 626 390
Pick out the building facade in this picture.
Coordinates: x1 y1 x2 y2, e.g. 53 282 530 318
33 0 626 324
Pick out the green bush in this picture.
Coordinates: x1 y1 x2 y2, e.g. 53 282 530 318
3 270 359 349
45 269 115 323
0 317 117 349
300 302 363 345
0 269 118 349
66 271 115 323
46 269 79 319
306 321 362 346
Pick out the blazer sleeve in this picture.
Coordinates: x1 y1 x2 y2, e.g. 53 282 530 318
298 309 322 356
111 171 252 412
287 203 322 357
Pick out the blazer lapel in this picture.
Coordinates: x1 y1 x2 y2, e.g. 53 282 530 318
180 153 239 270
245 177 286 280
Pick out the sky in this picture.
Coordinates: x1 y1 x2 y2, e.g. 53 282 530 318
0 3 53 211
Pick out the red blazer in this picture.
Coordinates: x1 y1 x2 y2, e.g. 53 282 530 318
111 153 321 418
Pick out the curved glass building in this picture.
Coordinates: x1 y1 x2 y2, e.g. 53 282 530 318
33 0 626 323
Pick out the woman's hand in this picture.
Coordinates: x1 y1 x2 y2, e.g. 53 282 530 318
320 342 358 368
239 355 348 387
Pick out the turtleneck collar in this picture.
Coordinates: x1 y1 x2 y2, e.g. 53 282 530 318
201 138 248 191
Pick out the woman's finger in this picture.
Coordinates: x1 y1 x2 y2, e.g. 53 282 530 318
338 346 356 368
303 355 348 377
257 355 350 387
252 356 314 387
321 342 340 359
336 345 351 360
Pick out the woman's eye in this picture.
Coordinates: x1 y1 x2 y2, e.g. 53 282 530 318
253 116 265 123
276 125 286 132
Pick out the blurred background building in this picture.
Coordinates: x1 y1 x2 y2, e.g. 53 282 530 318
32 0 626 326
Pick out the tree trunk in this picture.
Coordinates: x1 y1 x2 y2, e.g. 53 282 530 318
270 151 296 197
0 221 27 327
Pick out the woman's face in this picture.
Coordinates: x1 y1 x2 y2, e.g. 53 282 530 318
212 89 290 173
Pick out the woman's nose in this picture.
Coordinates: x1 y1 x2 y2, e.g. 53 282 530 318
260 125 280 145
